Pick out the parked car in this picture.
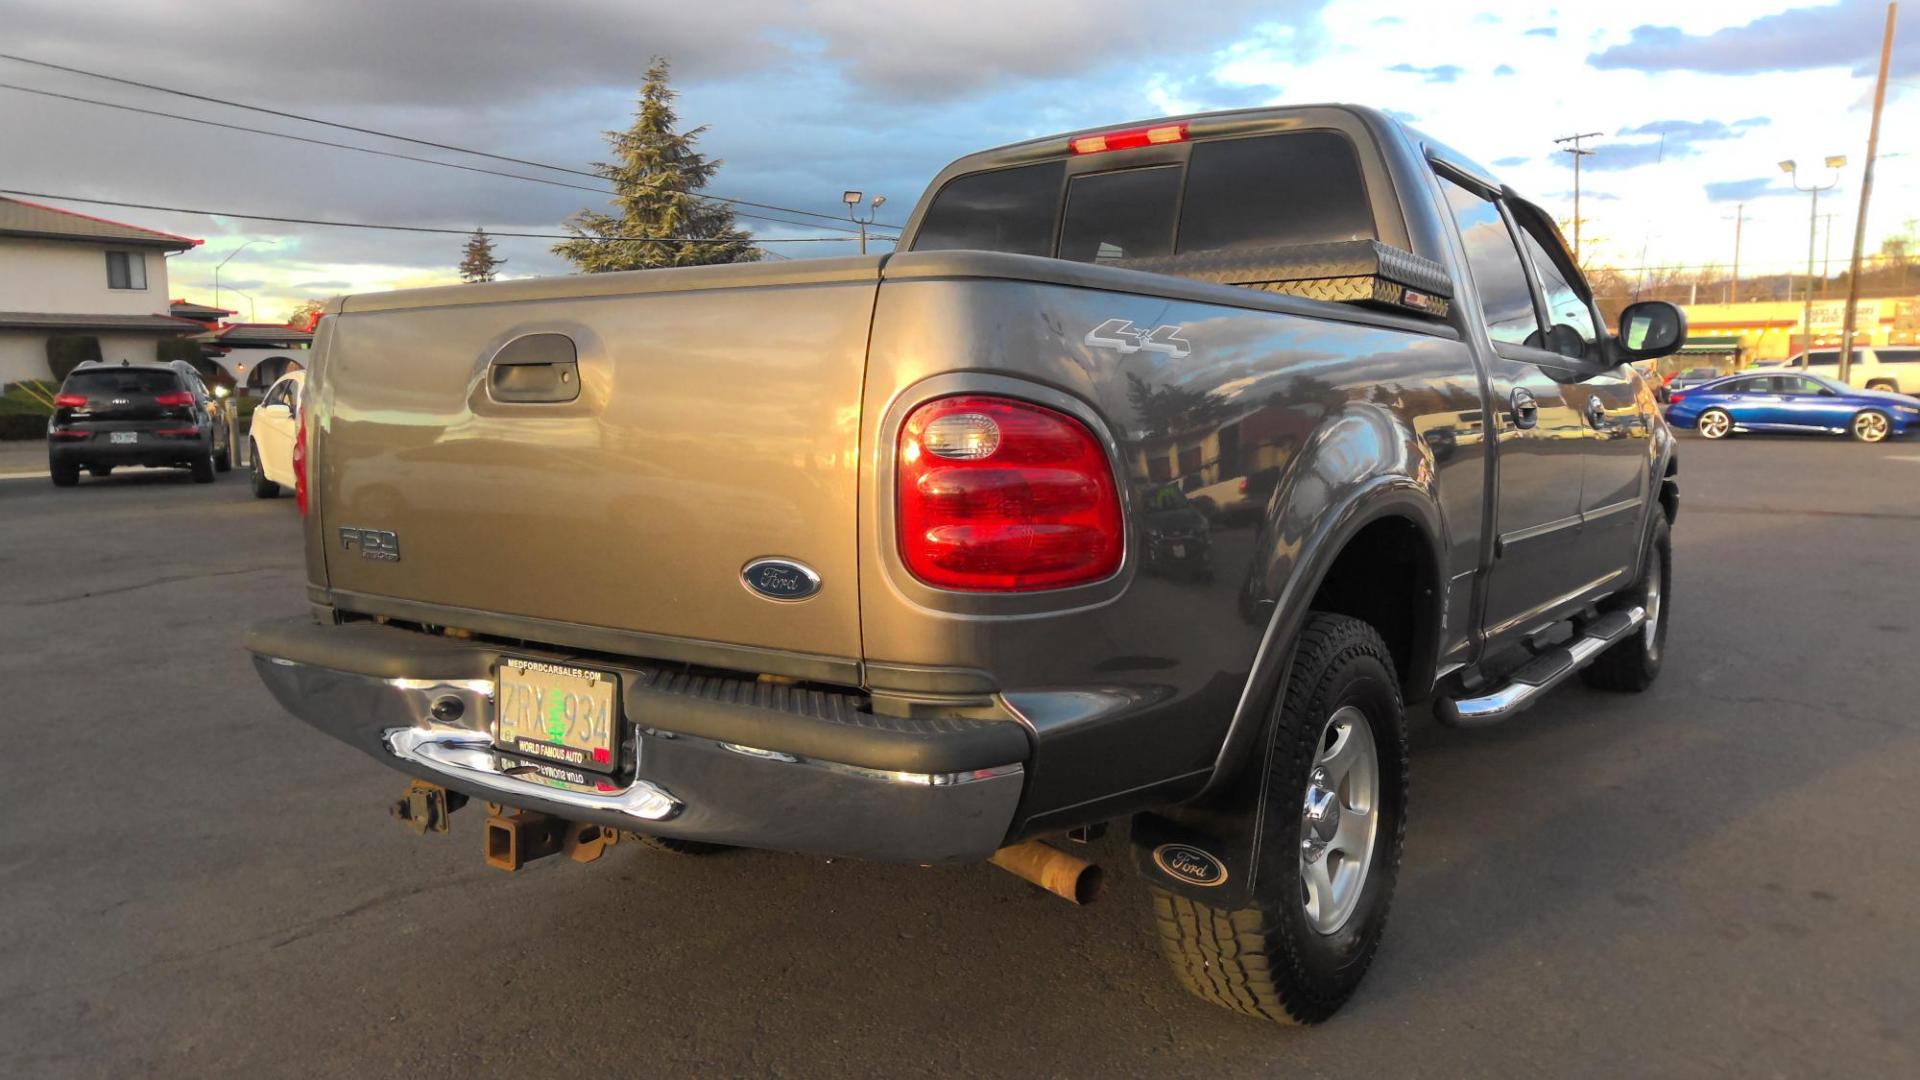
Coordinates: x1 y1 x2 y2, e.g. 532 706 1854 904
1783 347 1920 395
1666 371 1919 442
1136 483 1213 580
247 104 1684 1025
46 359 234 486
248 370 306 498
1663 366 1726 394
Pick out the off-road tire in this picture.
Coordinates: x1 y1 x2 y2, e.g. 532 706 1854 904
50 461 80 487
1148 613 1409 1025
250 440 280 498
633 834 726 855
1581 512 1671 691
190 450 216 484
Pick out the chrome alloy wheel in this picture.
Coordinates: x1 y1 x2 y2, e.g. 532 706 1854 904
1698 410 1731 439
1300 705 1380 935
1853 411 1889 443
1642 551 1664 661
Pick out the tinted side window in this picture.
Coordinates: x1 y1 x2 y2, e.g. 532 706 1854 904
1879 348 1920 363
912 162 1064 257
1805 351 1840 366
1178 132 1375 252
1059 166 1180 264
1438 178 1539 346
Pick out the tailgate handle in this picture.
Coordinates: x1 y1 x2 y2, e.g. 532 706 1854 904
488 333 580 404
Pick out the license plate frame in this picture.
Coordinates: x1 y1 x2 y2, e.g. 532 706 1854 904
110 431 138 445
494 658 620 774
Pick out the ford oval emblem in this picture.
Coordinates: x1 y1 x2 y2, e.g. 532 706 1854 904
741 558 821 602
1152 843 1229 887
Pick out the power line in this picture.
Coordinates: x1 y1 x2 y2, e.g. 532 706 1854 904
0 188 876 244
0 52 905 232
0 81 881 238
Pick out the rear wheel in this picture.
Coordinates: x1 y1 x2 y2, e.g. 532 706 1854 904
191 448 216 484
1696 408 1732 439
1866 380 1899 395
1851 410 1891 443
214 428 232 472
1581 513 1670 692
250 440 281 498
1148 613 1408 1024
50 460 80 487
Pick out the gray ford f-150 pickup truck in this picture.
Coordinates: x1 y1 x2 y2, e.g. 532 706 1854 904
248 104 1685 1024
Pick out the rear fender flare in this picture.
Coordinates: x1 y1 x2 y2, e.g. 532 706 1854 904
1203 407 1448 800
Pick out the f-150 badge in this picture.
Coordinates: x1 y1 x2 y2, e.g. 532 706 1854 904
1085 319 1191 358
338 526 401 562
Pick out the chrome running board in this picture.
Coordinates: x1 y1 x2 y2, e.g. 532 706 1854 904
1436 606 1646 728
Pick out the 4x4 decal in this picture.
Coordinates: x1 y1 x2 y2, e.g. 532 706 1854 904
1085 319 1192 358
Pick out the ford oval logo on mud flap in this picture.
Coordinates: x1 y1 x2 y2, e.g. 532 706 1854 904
1153 843 1229 887
741 558 821 602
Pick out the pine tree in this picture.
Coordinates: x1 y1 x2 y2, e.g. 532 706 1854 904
552 58 760 272
459 227 505 283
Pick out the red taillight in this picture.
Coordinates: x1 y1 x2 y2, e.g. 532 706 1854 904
153 427 200 437
293 420 309 516
50 430 90 440
153 391 194 407
54 393 87 408
1069 121 1188 156
1667 392 1687 405
897 395 1123 591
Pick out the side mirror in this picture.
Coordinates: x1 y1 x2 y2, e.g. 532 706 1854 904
1614 300 1688 360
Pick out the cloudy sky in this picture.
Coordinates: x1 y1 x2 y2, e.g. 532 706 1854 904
2 0 1915 322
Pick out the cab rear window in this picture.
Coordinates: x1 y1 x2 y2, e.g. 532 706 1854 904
911 130 1375 262
63 370 180 394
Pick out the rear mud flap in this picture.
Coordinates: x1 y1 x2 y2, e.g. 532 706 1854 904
1130 730 1288 912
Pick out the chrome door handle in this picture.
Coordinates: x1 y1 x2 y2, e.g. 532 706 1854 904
1509 387 1539 430
1586 396 1609 427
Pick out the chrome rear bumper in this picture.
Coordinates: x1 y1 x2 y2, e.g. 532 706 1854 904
251 653 1025 863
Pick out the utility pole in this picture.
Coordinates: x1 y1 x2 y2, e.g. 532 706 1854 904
1839 2 1898 385
1726 203 1745 303
1781 156 1847 364
1555 132 1602 261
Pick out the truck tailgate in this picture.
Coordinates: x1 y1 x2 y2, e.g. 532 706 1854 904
312 258 879 664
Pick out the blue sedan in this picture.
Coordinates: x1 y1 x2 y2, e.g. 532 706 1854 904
1666 371 1920 443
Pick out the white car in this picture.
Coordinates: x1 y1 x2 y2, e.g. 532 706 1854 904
1787 347 1920 395
249 370 304 499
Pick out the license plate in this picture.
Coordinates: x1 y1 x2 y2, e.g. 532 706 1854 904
110 431 137 444
495 659 619 773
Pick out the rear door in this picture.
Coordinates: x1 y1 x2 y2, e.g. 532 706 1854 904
1509 201 1649 592
1434 175 1592 639
1772 373 1856 429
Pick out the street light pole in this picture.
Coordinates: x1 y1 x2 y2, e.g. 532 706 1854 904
1555 131 1602 262
214 239 276 312
842 190 886 256
1780 157 1846 366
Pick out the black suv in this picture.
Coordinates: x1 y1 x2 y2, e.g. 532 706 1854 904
47 360 235 486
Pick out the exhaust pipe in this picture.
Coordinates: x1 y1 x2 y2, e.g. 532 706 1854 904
990 840 1105 904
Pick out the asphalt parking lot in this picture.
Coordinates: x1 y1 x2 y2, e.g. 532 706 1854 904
1 435 1915 1078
